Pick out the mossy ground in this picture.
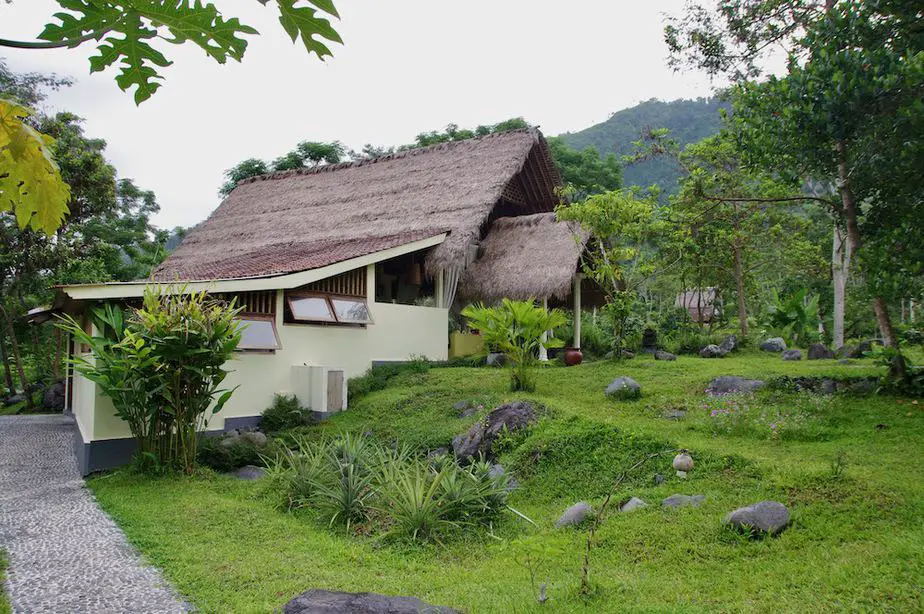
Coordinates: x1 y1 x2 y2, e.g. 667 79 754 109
89 351 924 612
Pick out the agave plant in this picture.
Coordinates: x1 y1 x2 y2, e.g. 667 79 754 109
462 299 568 392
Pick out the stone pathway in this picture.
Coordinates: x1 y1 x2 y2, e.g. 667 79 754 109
0 415 189 613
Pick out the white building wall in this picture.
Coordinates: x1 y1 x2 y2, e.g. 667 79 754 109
75 264 449 442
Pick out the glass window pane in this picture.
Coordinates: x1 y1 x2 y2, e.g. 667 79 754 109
289 296 335 321
331 297 371 323
237 318 279 350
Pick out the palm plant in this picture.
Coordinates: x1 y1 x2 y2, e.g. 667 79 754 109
765 289 821 346
462 299 568 392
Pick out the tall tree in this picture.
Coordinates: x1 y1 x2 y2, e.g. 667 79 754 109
546 137 622 197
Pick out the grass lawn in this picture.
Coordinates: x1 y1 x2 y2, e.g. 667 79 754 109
0 550 10 614
89 351 924 613
0 401 27 417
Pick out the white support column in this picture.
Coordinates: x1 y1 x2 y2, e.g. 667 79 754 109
539 297 549 362
435 270 445 309
573 273 582 349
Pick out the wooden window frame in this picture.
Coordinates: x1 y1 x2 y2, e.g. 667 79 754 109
235 313 282 352
285 292 373 326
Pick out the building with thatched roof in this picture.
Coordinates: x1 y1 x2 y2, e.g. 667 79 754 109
56 128 590 474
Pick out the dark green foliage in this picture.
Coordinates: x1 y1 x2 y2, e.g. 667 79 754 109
259 393 313 433
347 358 430 401
560 98 728 193
546 136 621 196
197 435 272 473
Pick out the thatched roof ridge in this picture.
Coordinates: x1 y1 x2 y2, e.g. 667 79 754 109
153 128 561 282
458 213 587 303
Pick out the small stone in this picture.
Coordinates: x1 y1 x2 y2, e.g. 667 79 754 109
662 494 706 509
672 452 694 472
719 334 738 353
760 337 787 352
620 497 648 513
662 408 687 420
426 447 449 459
782 349 802 361
699 344 725 358
283 590 460 614
724 501 790 536
837 359 854 365
653 474 665 485
556 501 593 528
676 470 687 479
488 464 506 479
453 400 472 412
230 465 266 480
706 376 766 396
486 352 506 367
807 343 835 360
654 350 677 361
605 376 641 399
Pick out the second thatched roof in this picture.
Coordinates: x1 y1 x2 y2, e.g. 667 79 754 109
459 213 587 303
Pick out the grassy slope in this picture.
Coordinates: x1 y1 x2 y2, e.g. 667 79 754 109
89 352 924 613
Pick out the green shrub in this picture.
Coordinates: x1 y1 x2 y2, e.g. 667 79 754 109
197 434 273 472
348 357 430 400
260 394 313 433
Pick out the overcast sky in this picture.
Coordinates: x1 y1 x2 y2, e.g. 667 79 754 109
2 1 714 229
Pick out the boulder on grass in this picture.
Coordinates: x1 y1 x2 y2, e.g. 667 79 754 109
724 501 790 536
620 497 648 513
654 350 677 361
782 349 802 361
662 494 706 509
699 344 725 358
672 452 694 472
452 401 537 462
760 337 787 352
807 343 835 360
705 376 765 396
605 376 641 399
556 501 593 527
42 380 66 411
283 590 459 614
835 344 859 359
719 334 737 354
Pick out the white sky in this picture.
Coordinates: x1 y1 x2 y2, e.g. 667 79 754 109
1 1 713 229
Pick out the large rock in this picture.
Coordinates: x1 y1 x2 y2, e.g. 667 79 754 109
452 401 537 462
605 376 641 399
555 501 593 527
719 334 737 354
641 328 658 353
654 350 677 361
807 343 835 360
662 494 706 509
781 349 802 361
283 590 459 614
620 497 648 513
453 400 482 418
230 465 266 480
3 394 24 407
240 431 268 447
699 344 725 358
836 344 859 359
724 501 790 536
706 376 765 396
760 337 787 352
42 380 66 411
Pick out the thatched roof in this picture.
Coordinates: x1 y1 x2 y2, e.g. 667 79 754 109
459 213 587 302
153 128 561 281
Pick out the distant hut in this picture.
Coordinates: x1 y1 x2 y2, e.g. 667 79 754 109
675 287 720 323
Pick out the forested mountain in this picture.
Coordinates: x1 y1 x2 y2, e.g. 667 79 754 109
560 98 728 194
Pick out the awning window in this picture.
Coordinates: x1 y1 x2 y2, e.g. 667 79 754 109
236 315 281 351
286 293 372 325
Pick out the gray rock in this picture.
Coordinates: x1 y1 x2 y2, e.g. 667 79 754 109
672 452 694 472
3 393 24 407
283 589 459 614
230 465 266 480
719 334 738 353
662 408 687 420
662 494 706 509
782 349 802 361
555 501 593 527
641 328 658 352
836 344 860 359
240 431 268 447
452 400 472 412
724 501 790 536
42 380 66 411
486 352 506 367
820 379 838 395
488 464 506 479
605 376 641 399
452 401 537 462
654 350 677 361
837 359 854 365
807 343 835 360
706 376 765 396
620 497 648 513
849 378 877 394
699 344 725 358
857 339 883 354
653 474 665 485
760 337 787 352
426 447 449 459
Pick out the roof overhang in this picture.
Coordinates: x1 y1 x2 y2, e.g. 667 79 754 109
59 233 447 301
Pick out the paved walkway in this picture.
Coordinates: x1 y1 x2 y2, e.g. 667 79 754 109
0 415 189 613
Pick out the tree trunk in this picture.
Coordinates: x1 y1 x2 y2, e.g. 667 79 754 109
0 306 31 405
831 223 851 349
835 139 898 348
0 332 14 391
732 241 748 338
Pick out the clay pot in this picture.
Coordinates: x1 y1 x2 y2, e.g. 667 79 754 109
563 347 583 366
